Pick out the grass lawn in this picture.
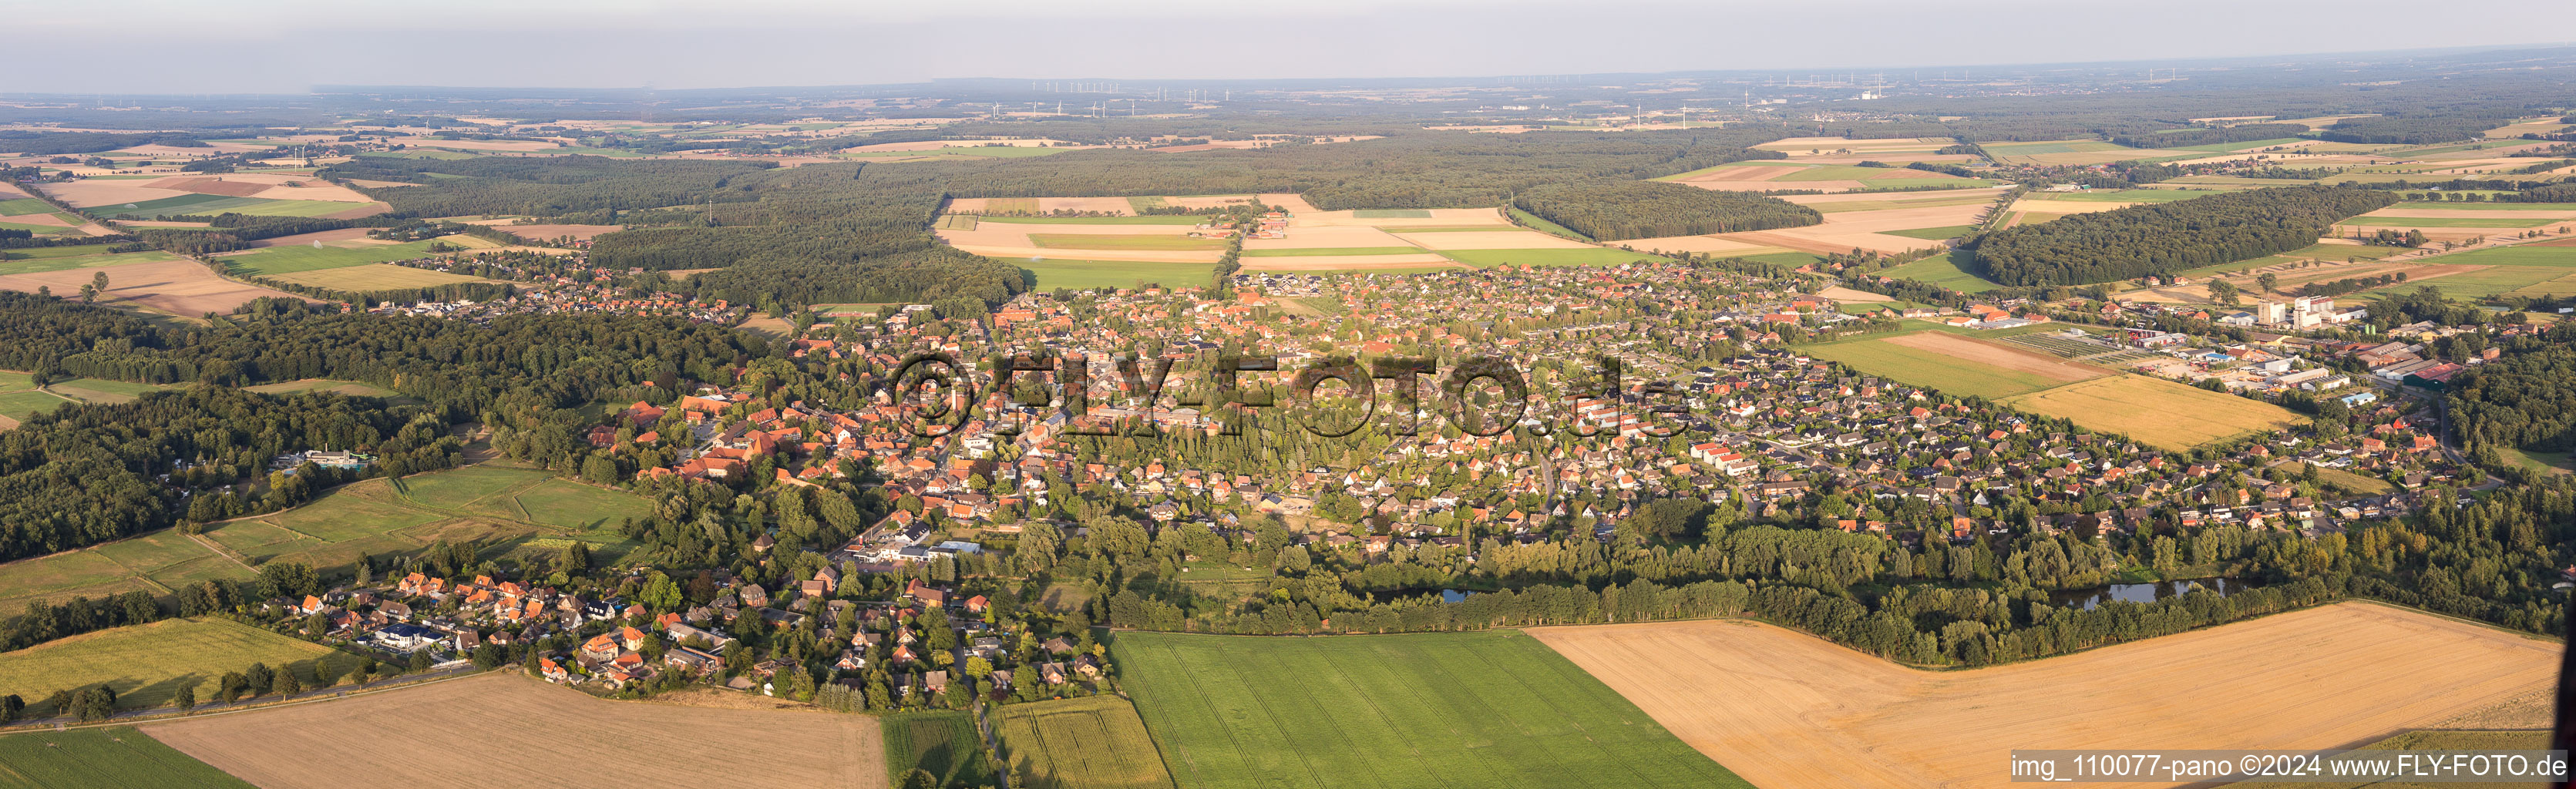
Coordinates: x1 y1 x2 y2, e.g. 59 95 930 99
2004 375 2305 450
0 389 70 421
1440 247 1666 268
1802 334 2077 399
1882 250 2003 292
883 711 995 788
2427 245 2576 269
0 618 359 717
2504 448 2573 476
977 216 1206 226
49 378 165 405
223 240 448 277
0 727 254 789
1114 629 1746 789
1026 234 1229 252
1239 247 1424 257
996 696 1178 789
1883 224 1973 240
988 256 1215 290
186 465 650 575
2303 464 2396 495
1508 207 1592 241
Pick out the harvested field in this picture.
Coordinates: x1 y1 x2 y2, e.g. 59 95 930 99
2005 374 2305 449
1816 285 1893 302
1297 207 1507 228
1237 253 1462 272
1804 333 2084 400
145 672 886 789
1390 229 1592 250
1882 331 2105 383
1531 603 2558 789
154 176 271 197
1621 235 1783 255
0 257 309 317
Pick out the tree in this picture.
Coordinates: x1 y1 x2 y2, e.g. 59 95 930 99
276 667 302 696
2256 272 2278 294
245 662 274 696
2208 279 2240 307
0 694 22 724
409 651 432 672
897 768 940 789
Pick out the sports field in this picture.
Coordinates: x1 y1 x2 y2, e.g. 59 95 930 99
2004 374 2305 449
1804 331 2103 399
0 617 359 717
996 696 1178 789
0 727 254 789
1531 603 2559 789
144 671 886 789
883 711 997 787
1113 630 1747 789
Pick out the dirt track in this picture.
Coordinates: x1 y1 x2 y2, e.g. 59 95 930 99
144 671 885 789
1530 603 2559 789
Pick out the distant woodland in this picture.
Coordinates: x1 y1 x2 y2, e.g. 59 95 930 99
1972 186 2396 286
1512 181 1820 241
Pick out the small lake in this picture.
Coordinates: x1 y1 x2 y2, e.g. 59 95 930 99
2047 578 2263 610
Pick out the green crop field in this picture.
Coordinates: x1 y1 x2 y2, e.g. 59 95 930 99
1882 250 2003 292
1809 193 1999 213
1239 247 1425 257
2365 244 2576 299
1439 247 1666 268
1115 630 1744 789
2391 201 2576 211
1884 225 1973 240
0 197 55 215
1858 177 1993 189
2004 374 2305 450
2426 245 2576 268
0 727 254 789
1983 140 2126 156
1027 234 1229 252
1127 196 1169 212
0 389 69 423
221 240 450 276
0 220 79 235
1802 334 2078 399
0 618 359 717
980 216 1206 225
267 264 498 292
0 248 180 276
2038 189 2222 203
985 256 1215 290
883 711 996 788
996 696 1179 789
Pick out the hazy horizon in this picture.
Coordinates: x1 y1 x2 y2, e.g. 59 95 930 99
3 0 2572 95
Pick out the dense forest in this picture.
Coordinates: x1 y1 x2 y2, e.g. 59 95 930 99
1511 181 1821 241
0 130 212 156
2450 329 2576 455
1973 186 2396 286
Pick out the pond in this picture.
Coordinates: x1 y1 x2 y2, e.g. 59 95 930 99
2046 577 2264 611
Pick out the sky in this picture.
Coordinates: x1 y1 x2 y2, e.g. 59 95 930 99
3 0 2572 94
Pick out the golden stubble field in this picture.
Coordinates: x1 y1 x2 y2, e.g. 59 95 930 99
1530 603 2558 789
143 671 886 789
